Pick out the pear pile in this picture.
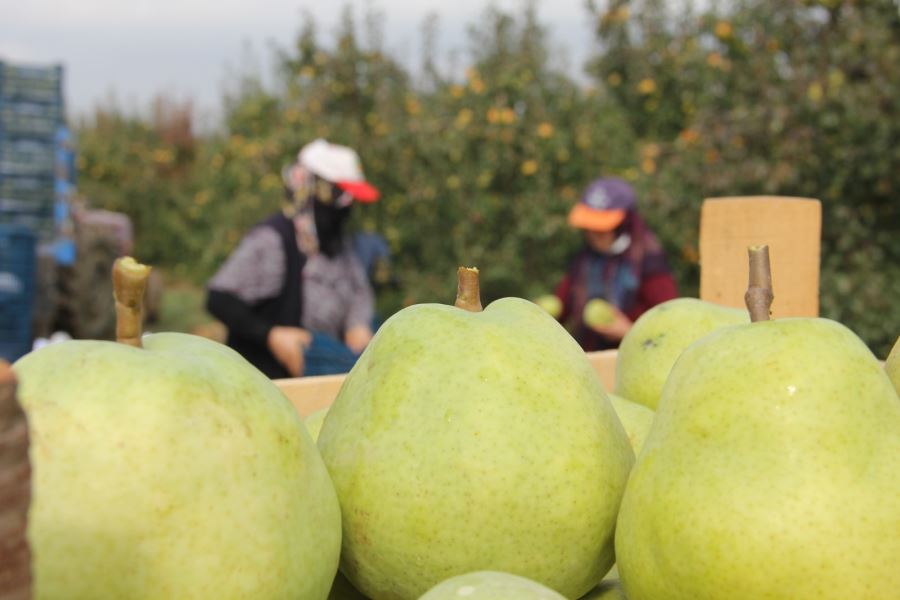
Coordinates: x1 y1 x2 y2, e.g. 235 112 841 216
8 250 899 600
316 251 898 600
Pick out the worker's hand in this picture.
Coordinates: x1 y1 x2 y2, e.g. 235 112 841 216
267 326 312 377
344 325 373 355
587 306 633 341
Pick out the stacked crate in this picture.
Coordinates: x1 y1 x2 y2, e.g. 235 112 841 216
0 61 64 239
0 61 65 361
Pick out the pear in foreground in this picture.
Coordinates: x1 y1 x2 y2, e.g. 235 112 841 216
885 336 900 394
616 317 900 600
614 298 747 409
318 268 634 600
418 571 566 600
14 258 341 600
608 393 654 457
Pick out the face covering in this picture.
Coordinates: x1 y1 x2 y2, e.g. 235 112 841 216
313 199 351 258
287 169 353 258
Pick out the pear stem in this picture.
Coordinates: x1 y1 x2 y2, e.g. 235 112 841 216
0 361 31 597
745 245 774 322
455 267 483 312
112 257 152 348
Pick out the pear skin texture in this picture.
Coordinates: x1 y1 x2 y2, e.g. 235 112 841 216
614 298 748 409
885 336 900 394
14 332 342 600
419 571 567 600
615 319 900 600
608 394 654 457
317 298 634 600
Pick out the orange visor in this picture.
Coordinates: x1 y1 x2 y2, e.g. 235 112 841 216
567 204 626 232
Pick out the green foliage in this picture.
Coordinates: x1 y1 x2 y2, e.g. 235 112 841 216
75 1 899 356
75 98 199 275
589 0 900 356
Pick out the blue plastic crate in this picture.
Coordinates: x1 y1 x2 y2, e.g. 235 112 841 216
0 99 64 138
0 200 53 220
0 136 56 177
0 224 36 361
0 202 54 226
0 62 63 105
0 212 54 242
0 173 54 204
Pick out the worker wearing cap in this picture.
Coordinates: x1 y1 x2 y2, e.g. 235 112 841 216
553 177 678 351
206 139 380 379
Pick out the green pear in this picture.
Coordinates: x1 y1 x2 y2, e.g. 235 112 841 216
318 268 634 600
304 406 330 443
885 336 900 394
616 317 900 599
418 571 566 600
583 298 616 328
532 294 563 319
615 298 748 409
13 258 341 600
608 394 654 457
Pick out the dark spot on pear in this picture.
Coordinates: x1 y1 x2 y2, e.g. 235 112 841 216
642 335 664 350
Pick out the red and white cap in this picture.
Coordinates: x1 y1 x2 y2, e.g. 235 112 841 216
298 139 380 203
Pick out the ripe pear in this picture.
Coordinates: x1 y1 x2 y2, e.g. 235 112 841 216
616 248 900 600
583 298 616 328
885 336 900 394
419 571 566 600
13 258 342 599
615 298 748 409
318 268 634 600
532 294 563 319
608 393 654 457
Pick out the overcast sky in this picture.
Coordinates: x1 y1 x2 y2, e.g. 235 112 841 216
1 0 594 126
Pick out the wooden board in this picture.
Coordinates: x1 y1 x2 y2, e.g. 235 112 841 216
699 196 821 318
276 350 619 418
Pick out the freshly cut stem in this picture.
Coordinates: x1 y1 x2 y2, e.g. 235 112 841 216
0 361 31 597
745 245 774 322
455 267 483 312
112 257 152 347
